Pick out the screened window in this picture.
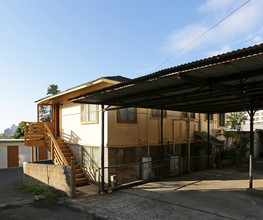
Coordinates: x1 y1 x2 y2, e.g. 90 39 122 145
190 112 195 119
152 109 167 117
81 104 98 123
117 108 137 123
219 113 225 126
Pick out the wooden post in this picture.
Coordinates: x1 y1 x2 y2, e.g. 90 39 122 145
51 142 54 161
70 157 76 198
37 104 39 122
31 146 34 163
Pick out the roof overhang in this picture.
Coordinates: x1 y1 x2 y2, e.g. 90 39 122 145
70 43 263 113
195 131 224 146
35 77 124 105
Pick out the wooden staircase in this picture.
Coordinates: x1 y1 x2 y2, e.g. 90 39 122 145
24 122 88 187
56 139 88 186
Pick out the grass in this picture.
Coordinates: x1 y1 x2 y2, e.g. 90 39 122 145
16 181 67 203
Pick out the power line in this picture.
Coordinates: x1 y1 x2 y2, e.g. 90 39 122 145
150 0 251 74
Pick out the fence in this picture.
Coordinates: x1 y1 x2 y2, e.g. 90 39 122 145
98 155 215 192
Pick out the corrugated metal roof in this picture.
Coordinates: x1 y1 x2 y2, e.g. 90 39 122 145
70 43 263 113
0 139 24 143
195 132 224 146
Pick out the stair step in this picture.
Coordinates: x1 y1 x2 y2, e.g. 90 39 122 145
76 173 85 178
66 158 77 164
75 168 82 174
76 177 88 185
61 149 71 153
74 165 80 169
64 153 73 157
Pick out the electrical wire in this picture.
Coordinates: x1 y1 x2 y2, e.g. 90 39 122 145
150 0 251 74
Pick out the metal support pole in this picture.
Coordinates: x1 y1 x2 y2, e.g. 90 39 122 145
161 109 164 177
249 102 255 189
187 113 191 173
207 114 210 169
101 105 105 192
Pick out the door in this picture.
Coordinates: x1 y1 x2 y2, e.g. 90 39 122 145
54 104 60 137
8 146 19 167
38 147 48 160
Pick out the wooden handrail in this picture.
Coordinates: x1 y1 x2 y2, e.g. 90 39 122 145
44 124 69 166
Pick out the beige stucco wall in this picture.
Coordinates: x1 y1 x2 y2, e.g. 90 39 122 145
107 109 220 148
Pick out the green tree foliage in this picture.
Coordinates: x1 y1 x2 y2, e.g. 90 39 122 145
13 121 25 139
226 112 247 131
47 84 60 95
218 112 249 164
39 84 60 122
0 133 12 139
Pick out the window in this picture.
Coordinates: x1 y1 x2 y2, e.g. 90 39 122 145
219 113 225 126
117 108 137 123
83 147 99 168
206 113 213 120
81 104 98 123
190 112 195 119
152 109 167 117
182 112 187 118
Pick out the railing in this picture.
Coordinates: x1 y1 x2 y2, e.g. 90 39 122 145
24 122 53 147
98 155 216 192
44 124 69 166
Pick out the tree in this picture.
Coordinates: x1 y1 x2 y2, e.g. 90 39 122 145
39 84 60 122
13 122 24 139
218 112 249 165
226 112 247 132
47 84 60 95
0 133 12 139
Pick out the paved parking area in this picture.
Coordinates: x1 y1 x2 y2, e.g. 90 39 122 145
71 162 263 220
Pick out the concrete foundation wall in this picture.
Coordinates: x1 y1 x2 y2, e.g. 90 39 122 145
23 162 71 196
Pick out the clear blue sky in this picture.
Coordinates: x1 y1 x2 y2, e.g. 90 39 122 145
0 0 263 133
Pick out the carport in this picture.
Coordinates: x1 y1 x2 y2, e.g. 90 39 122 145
70 43 263 191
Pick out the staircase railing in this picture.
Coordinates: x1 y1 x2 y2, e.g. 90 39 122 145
44 124 69 166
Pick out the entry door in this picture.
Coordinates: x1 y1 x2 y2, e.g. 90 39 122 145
8 146 19 167
54 104 60 137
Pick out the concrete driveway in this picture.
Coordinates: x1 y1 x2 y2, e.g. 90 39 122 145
0 167 101 220
71 162 263 220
